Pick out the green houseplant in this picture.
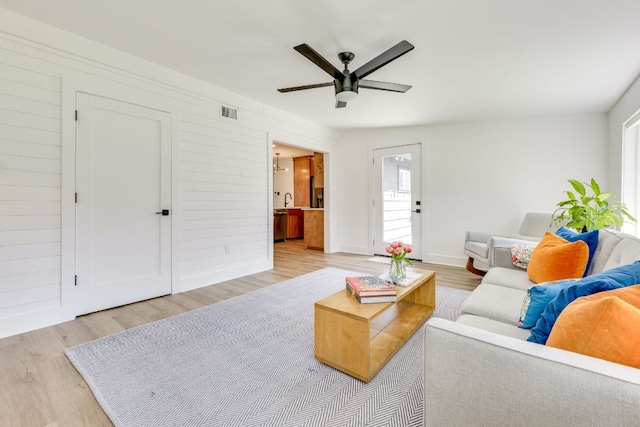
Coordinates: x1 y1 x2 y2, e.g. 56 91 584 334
553 178 636 232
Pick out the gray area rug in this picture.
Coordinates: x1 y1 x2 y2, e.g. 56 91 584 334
66 267 470 427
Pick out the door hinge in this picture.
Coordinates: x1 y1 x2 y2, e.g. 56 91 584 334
74 275 77 286
75 192 78 203
75 110 78 121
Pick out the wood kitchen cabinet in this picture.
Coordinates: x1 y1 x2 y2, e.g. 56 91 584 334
293 155 313 207
313 152 324 188
304 209 324 251
287 209 304 239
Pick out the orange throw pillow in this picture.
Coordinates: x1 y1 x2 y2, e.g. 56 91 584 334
547 285 640 368
527 232 589 283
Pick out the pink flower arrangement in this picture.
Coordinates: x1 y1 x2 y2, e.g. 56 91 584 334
385 241 413 265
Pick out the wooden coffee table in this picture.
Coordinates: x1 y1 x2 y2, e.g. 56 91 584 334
314 271 436 382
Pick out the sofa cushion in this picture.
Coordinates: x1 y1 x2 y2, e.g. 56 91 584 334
601 237 640 272
555 227 599 276
589 229 624 274
461 283 525 324
457 314 531 340
547 285 640 368
518 279 580 328
482 267 536 291
527 232 589 283
528 261 640 344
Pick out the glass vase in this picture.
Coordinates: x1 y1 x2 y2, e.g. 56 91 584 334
389 259 407 283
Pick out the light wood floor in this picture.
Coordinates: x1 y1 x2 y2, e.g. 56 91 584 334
0 240 481 427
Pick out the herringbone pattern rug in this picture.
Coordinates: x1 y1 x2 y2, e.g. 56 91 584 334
65 267 470 427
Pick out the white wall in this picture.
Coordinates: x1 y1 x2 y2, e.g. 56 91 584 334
0 8 338 338
272 157 294 208
339 114 608 266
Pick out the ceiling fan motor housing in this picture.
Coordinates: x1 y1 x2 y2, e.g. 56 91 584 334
335 76 358 101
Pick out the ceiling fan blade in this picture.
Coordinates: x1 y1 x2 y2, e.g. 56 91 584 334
335 100 347 108
294 44 344 81
278 82 334 93
359 80 412 93
352 40 414 80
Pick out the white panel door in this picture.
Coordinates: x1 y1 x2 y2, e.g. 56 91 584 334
373 144 422 260
75 93 171 315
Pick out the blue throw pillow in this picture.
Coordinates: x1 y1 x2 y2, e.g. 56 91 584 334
555 227 599 276
528 260 640 344
518 279 580 328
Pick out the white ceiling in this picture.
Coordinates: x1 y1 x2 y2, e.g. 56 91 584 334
273 143 313 159
2 0 640 130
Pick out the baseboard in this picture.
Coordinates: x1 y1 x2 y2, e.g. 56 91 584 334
338 244 370 255
0 305 64 340
179 260 272 292
422 254 467 268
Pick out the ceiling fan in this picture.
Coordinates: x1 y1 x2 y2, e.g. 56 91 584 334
278 40 415 108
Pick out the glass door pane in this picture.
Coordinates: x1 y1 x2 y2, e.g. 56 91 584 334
382 154 413 244
373 144 422 259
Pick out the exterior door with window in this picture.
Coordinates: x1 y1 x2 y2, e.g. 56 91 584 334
373 144 422 259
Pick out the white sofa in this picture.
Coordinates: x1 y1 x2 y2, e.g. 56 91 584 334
424 228 640 426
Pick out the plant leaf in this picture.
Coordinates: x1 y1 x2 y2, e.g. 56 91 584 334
569 179 586 197
555 177 637 231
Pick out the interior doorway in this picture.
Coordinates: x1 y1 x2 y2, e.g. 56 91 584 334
272 142 325 259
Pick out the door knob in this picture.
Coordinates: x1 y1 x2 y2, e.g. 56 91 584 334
156 209 170 216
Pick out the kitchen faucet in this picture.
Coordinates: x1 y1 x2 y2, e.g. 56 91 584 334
284 192 292 207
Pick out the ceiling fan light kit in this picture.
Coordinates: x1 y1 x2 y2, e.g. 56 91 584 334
334 77 358 102
278 40 414 108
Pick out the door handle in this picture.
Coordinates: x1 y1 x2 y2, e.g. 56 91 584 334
156 209 170 216
411 209 421 213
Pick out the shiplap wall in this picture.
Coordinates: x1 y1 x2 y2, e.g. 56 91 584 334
0 8 339 338
0 46 63 324
178 106 272 288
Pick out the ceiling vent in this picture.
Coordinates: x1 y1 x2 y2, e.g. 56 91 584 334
220 105 238 120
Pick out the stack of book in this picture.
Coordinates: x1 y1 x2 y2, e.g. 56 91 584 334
345 276 397 304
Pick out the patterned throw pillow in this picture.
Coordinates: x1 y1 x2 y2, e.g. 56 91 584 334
511 244 535 269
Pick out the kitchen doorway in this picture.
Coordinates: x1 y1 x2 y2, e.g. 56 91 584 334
272 142 326 257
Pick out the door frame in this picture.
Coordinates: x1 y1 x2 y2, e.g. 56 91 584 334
60 71 180 322
367 142 424 260
267 133 334 260
74 92 173 315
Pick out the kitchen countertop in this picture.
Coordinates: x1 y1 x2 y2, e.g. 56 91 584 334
274 207 324 210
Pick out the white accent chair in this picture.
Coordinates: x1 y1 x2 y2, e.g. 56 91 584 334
464 212 556 276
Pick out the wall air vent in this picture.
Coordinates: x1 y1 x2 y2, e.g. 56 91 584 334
220 105 238 120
